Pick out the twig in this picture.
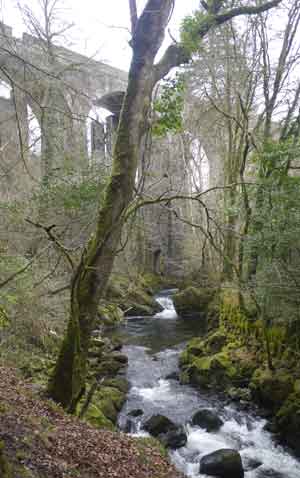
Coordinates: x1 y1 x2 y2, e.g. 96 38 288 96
25 218 75 270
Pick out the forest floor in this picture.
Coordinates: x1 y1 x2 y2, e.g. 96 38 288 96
0 366 182 478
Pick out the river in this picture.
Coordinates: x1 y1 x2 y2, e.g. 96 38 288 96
110 290 300 478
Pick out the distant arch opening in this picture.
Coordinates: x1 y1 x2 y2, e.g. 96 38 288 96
190 138 209 192
0 81 11 99
153 248 162 275
87 106 110 162
27 105 41 155
87 91 125 164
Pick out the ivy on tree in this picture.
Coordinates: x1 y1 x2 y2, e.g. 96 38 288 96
153 73 185 137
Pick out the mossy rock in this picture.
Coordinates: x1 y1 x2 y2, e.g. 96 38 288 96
276 391 300 456
110 352 128 365
96 358 123 377
93 386 126 423
173 286 214 317
102 377 129 394
187 351 238 389
84 403 115 430
205 330 227 354
106 274 162 316
250 368 294 410
98 303 124 327
90 338 106 349
124 303 154 317
189 341 206 357
97 386 126 409
179 331 226 367
124 286 162 316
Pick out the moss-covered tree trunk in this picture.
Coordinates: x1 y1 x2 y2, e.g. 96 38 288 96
48 0 181 411
48 0 282 411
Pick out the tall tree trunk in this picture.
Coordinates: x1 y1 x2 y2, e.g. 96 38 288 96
48 0 177 411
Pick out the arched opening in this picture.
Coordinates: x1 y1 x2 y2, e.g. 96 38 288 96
153 248 162 275
86 106 110 162
87 90 125 164
189 138 209 192
27 105 41 155
0 81 11 99
0 81 13 151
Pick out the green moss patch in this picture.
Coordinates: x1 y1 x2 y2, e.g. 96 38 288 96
173 286 215 317
250 368 294 410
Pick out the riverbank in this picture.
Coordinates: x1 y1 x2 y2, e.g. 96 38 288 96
111 294 300 478
0 366 182 478
177 285 300 458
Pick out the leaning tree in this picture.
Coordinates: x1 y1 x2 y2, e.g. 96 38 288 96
48 0 282 411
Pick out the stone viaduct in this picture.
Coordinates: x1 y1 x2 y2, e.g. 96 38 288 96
0 22 220 277
0 22 127 192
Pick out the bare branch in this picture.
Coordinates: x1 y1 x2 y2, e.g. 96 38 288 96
214 1 282 26
25 219 75 270
154 0 282 81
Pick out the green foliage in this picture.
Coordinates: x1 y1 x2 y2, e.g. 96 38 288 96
252 139 299 179
152 74 185 137
246 140 300 320
33 167 107 213
180 10 214 54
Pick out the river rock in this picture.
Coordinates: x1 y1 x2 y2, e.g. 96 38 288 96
243 456 262 472
200 449 244 478
128 409 144 417
159 427 187 449
256 469 285 478
143 414 187 449
191 409 224 431
144 414 178 436
173 286 215 318
110 352 128 364
165 372 179 380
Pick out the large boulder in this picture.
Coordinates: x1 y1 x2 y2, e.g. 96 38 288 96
107 276 163 317
187 351 238 389
143 414 187 449
191 409 224 432
200 449 244 478
144 414 177 436
98 303 124 327
92 386 126 423
173 286 214 318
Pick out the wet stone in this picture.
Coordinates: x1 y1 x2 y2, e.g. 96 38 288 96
191 409 224 432
243 456 263 472
200 449 244 478
128 409 143 417
256 469 286 478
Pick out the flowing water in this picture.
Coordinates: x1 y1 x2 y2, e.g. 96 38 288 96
111 290 300 478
